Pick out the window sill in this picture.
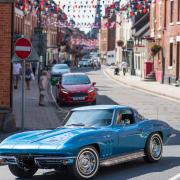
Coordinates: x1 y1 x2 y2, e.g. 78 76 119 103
176 22 180 25
169 23 174 26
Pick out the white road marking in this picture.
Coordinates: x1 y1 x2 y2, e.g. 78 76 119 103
15 46 31 51
169 174 180 180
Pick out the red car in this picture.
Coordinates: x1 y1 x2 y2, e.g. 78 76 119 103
56 73 96 105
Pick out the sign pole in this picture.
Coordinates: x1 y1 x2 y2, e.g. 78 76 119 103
21 60 25 130
15 38 32 131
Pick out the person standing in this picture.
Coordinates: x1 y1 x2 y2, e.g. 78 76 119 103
39 70 48 106
31 62 37 77
25 63 32 90
13 62 22 89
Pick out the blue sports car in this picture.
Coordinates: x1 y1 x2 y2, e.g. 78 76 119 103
0 105 172 179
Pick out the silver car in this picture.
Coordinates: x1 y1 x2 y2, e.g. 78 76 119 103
51 64 70 77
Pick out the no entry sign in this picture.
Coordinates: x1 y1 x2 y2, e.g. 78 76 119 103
15 38 32 60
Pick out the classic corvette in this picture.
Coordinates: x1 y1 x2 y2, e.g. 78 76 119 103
0 105 172 179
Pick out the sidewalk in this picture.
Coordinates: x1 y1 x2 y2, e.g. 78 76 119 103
104 67 180 102
12 78 68 130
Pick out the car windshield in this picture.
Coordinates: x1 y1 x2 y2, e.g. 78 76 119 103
65 109 114 127
53 64 69 70
62 75 91 85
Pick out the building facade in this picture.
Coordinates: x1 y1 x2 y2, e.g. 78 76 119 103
150 0 180 84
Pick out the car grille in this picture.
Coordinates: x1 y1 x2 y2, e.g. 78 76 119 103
71 92 88 97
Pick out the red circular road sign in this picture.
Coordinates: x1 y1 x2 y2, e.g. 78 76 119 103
15 38 32 60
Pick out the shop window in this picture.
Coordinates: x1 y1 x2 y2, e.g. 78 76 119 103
169 43 173 66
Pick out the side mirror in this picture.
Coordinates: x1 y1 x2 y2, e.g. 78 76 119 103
92 82 96 86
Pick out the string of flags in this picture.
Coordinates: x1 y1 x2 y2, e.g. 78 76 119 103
15 0 153 29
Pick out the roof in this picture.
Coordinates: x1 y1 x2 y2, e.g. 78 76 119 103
132 12 150 30
133 23 150 38
72 105 128 111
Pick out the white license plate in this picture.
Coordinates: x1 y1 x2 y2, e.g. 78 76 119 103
73 97 85 101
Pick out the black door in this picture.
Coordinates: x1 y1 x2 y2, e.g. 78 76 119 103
176 42 180 81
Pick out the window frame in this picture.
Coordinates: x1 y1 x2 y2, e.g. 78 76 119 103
169 43 173 67
170 0 174 23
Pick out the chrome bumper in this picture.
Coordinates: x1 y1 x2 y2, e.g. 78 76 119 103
0 155 76 168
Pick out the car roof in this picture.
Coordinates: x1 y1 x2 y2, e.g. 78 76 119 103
53 64 68 67
72 105 130 111
63 72 87 76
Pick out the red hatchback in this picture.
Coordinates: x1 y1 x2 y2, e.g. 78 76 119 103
56 73 96 105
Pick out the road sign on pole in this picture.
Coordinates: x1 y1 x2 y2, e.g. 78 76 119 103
15 38 32 60
15 38 32 130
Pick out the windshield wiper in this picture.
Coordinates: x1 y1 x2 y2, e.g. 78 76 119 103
66 123 85 127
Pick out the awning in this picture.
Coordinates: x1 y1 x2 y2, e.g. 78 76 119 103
12 47 40 62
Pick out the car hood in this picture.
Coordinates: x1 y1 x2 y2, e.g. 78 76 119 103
62 84 92 93
0 127 99 153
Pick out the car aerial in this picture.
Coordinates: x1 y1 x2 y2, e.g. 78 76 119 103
56 73 96 105
0 105 172 179
51 64 70 77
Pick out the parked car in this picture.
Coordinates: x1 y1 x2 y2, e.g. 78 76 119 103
78 60 91 67
51 64 70 77
0 105 172 179
56 73 96 105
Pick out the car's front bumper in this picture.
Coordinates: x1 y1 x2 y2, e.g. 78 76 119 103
0 155 76 168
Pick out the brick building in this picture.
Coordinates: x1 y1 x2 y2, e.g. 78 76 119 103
0 0 14 131
150 0 180 84
99 9 116 65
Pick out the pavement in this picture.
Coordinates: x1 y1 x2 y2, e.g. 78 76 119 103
104 67 180 103
0 77 68 142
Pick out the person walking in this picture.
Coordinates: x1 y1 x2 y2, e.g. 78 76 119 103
13 62 22 89
121 61 128 76
25 63 32 90
39 70 49 106
31 62 37 77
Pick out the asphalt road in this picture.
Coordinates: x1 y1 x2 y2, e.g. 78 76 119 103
0 67 180 180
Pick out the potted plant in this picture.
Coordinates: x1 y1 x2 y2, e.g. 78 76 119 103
150 44 161 72
117 40 124 47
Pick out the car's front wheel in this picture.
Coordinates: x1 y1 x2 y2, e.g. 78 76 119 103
8 164 38 178
72 146 99 179
144 133 163 163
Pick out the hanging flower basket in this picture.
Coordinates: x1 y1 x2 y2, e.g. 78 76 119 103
117 40 124 47
150 44 161 56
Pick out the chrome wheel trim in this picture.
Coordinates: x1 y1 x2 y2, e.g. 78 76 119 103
76 148 99 178
150 135 162 159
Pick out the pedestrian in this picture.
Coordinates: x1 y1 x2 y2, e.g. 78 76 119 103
52 59 57 65
121 61 128 76
13 62 22 89
31 62 37 77
25 63 32 90
39 70 49 106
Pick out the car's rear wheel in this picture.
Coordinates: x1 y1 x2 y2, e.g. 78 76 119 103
8 164 38 178
144 133 163 163
72 146 99 179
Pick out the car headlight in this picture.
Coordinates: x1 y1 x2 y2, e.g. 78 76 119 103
88 87 95 93
61 88 69 94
